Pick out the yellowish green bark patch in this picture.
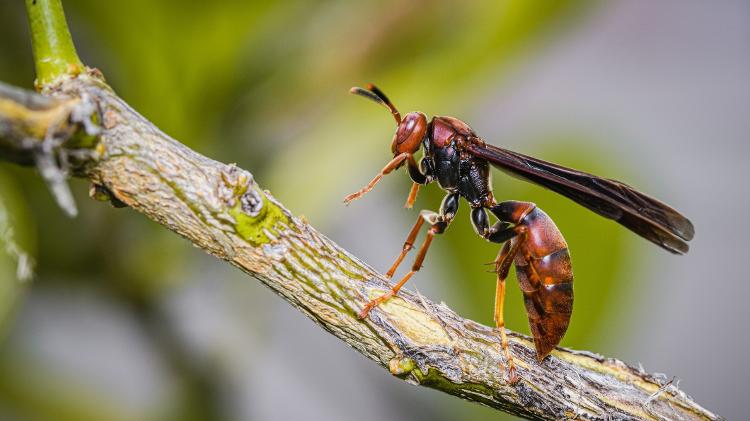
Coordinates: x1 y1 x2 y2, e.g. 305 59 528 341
230 190 289 247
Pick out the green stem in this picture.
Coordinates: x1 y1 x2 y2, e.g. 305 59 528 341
24 0 83 88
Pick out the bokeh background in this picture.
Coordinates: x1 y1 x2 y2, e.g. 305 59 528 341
0 1 748 420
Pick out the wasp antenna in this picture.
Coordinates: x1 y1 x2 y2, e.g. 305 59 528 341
350 86 384 104
350 84 401 125
367 84 401 124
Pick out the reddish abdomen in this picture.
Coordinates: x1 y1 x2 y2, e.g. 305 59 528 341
514 208 574 360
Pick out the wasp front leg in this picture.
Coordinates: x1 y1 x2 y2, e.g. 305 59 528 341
358 193 457 319
403 155 432 209
344 153 426 205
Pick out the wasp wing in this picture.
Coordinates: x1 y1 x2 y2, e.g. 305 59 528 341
466 142 694 254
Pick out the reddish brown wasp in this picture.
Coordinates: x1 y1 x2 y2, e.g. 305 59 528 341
344 84 694 382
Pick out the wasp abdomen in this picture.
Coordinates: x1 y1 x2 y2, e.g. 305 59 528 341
513 207 574 360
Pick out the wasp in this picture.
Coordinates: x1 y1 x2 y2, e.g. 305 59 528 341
344 84 694 382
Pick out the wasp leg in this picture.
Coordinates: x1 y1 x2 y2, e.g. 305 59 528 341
358 218 442 319
386 214 425 279
492 227 527 385
386 193 459 278
470 206 517 243
358 193 458 319
471 203 536 384
404 155 429 209
404 182 421 209
344 152 411 204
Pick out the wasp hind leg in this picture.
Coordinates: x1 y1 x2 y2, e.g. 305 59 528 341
471 204 529 384
492 230 526 385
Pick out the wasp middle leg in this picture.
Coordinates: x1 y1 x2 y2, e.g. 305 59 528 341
358 193 458 319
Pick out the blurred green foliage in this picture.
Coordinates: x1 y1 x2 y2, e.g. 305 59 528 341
0 172 33 335
0 1 648 420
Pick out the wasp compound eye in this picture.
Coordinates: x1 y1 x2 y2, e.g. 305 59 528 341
391 112 427 154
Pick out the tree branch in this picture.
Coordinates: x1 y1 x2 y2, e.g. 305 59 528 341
0 74 723 420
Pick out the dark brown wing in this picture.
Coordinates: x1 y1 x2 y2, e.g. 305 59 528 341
467 142 694 254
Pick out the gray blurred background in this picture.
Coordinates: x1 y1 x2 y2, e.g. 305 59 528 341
0 1 748 420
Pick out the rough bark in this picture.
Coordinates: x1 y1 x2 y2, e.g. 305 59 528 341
0 75 723 421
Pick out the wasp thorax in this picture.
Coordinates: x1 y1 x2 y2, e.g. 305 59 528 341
391 112 427 154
